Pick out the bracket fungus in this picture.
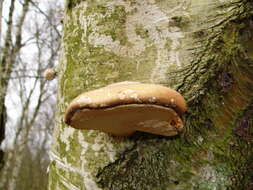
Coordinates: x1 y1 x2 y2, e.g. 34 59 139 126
64 82 187 136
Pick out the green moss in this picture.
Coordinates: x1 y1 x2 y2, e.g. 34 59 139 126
96 136 233 189
64 169 85 188
155 0 181 10
62 5 127 102
67 131 82 165
48 161 58 190
135 24 149 39
96 5 128 45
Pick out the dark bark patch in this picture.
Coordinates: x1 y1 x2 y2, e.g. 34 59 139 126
218 71 233 93
96 138 195 190
66 0 84 10
203 118 214 130
246 183 253 190
234 102 253 141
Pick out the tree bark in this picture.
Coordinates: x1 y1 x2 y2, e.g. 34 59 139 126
0 0 15 169
49 1 253 189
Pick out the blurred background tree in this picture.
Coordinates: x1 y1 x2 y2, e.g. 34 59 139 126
0 0 63 189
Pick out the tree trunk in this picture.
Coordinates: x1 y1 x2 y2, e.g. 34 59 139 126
49 1 253 189
0 0 30 168
0 0 4 45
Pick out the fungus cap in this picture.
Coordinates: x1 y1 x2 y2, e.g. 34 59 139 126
43 68 56 81
64 82 187 136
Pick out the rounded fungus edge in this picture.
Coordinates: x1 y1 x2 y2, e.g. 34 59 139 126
64 82 187 137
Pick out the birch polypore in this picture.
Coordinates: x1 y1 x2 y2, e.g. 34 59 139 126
64 82 187 136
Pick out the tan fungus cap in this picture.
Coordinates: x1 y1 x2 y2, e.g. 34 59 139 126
43 68 56 81
64 82 187 136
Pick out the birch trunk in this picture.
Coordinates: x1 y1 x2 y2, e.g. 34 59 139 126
49 1 253 189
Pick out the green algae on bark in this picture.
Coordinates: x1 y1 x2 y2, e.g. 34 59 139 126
49 0 253 189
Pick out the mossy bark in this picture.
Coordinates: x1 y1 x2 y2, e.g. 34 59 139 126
49 1 253 189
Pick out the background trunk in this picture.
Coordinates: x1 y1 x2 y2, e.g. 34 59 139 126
49 1 253 189
0 1 62 189
0 0 30 167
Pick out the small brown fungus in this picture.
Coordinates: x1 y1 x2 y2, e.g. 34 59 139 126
43 68 57 81
64 82 187 136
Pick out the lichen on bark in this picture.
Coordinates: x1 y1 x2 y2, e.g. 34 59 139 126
49 0 253 190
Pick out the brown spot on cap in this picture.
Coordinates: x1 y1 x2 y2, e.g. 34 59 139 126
64 82 187 136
